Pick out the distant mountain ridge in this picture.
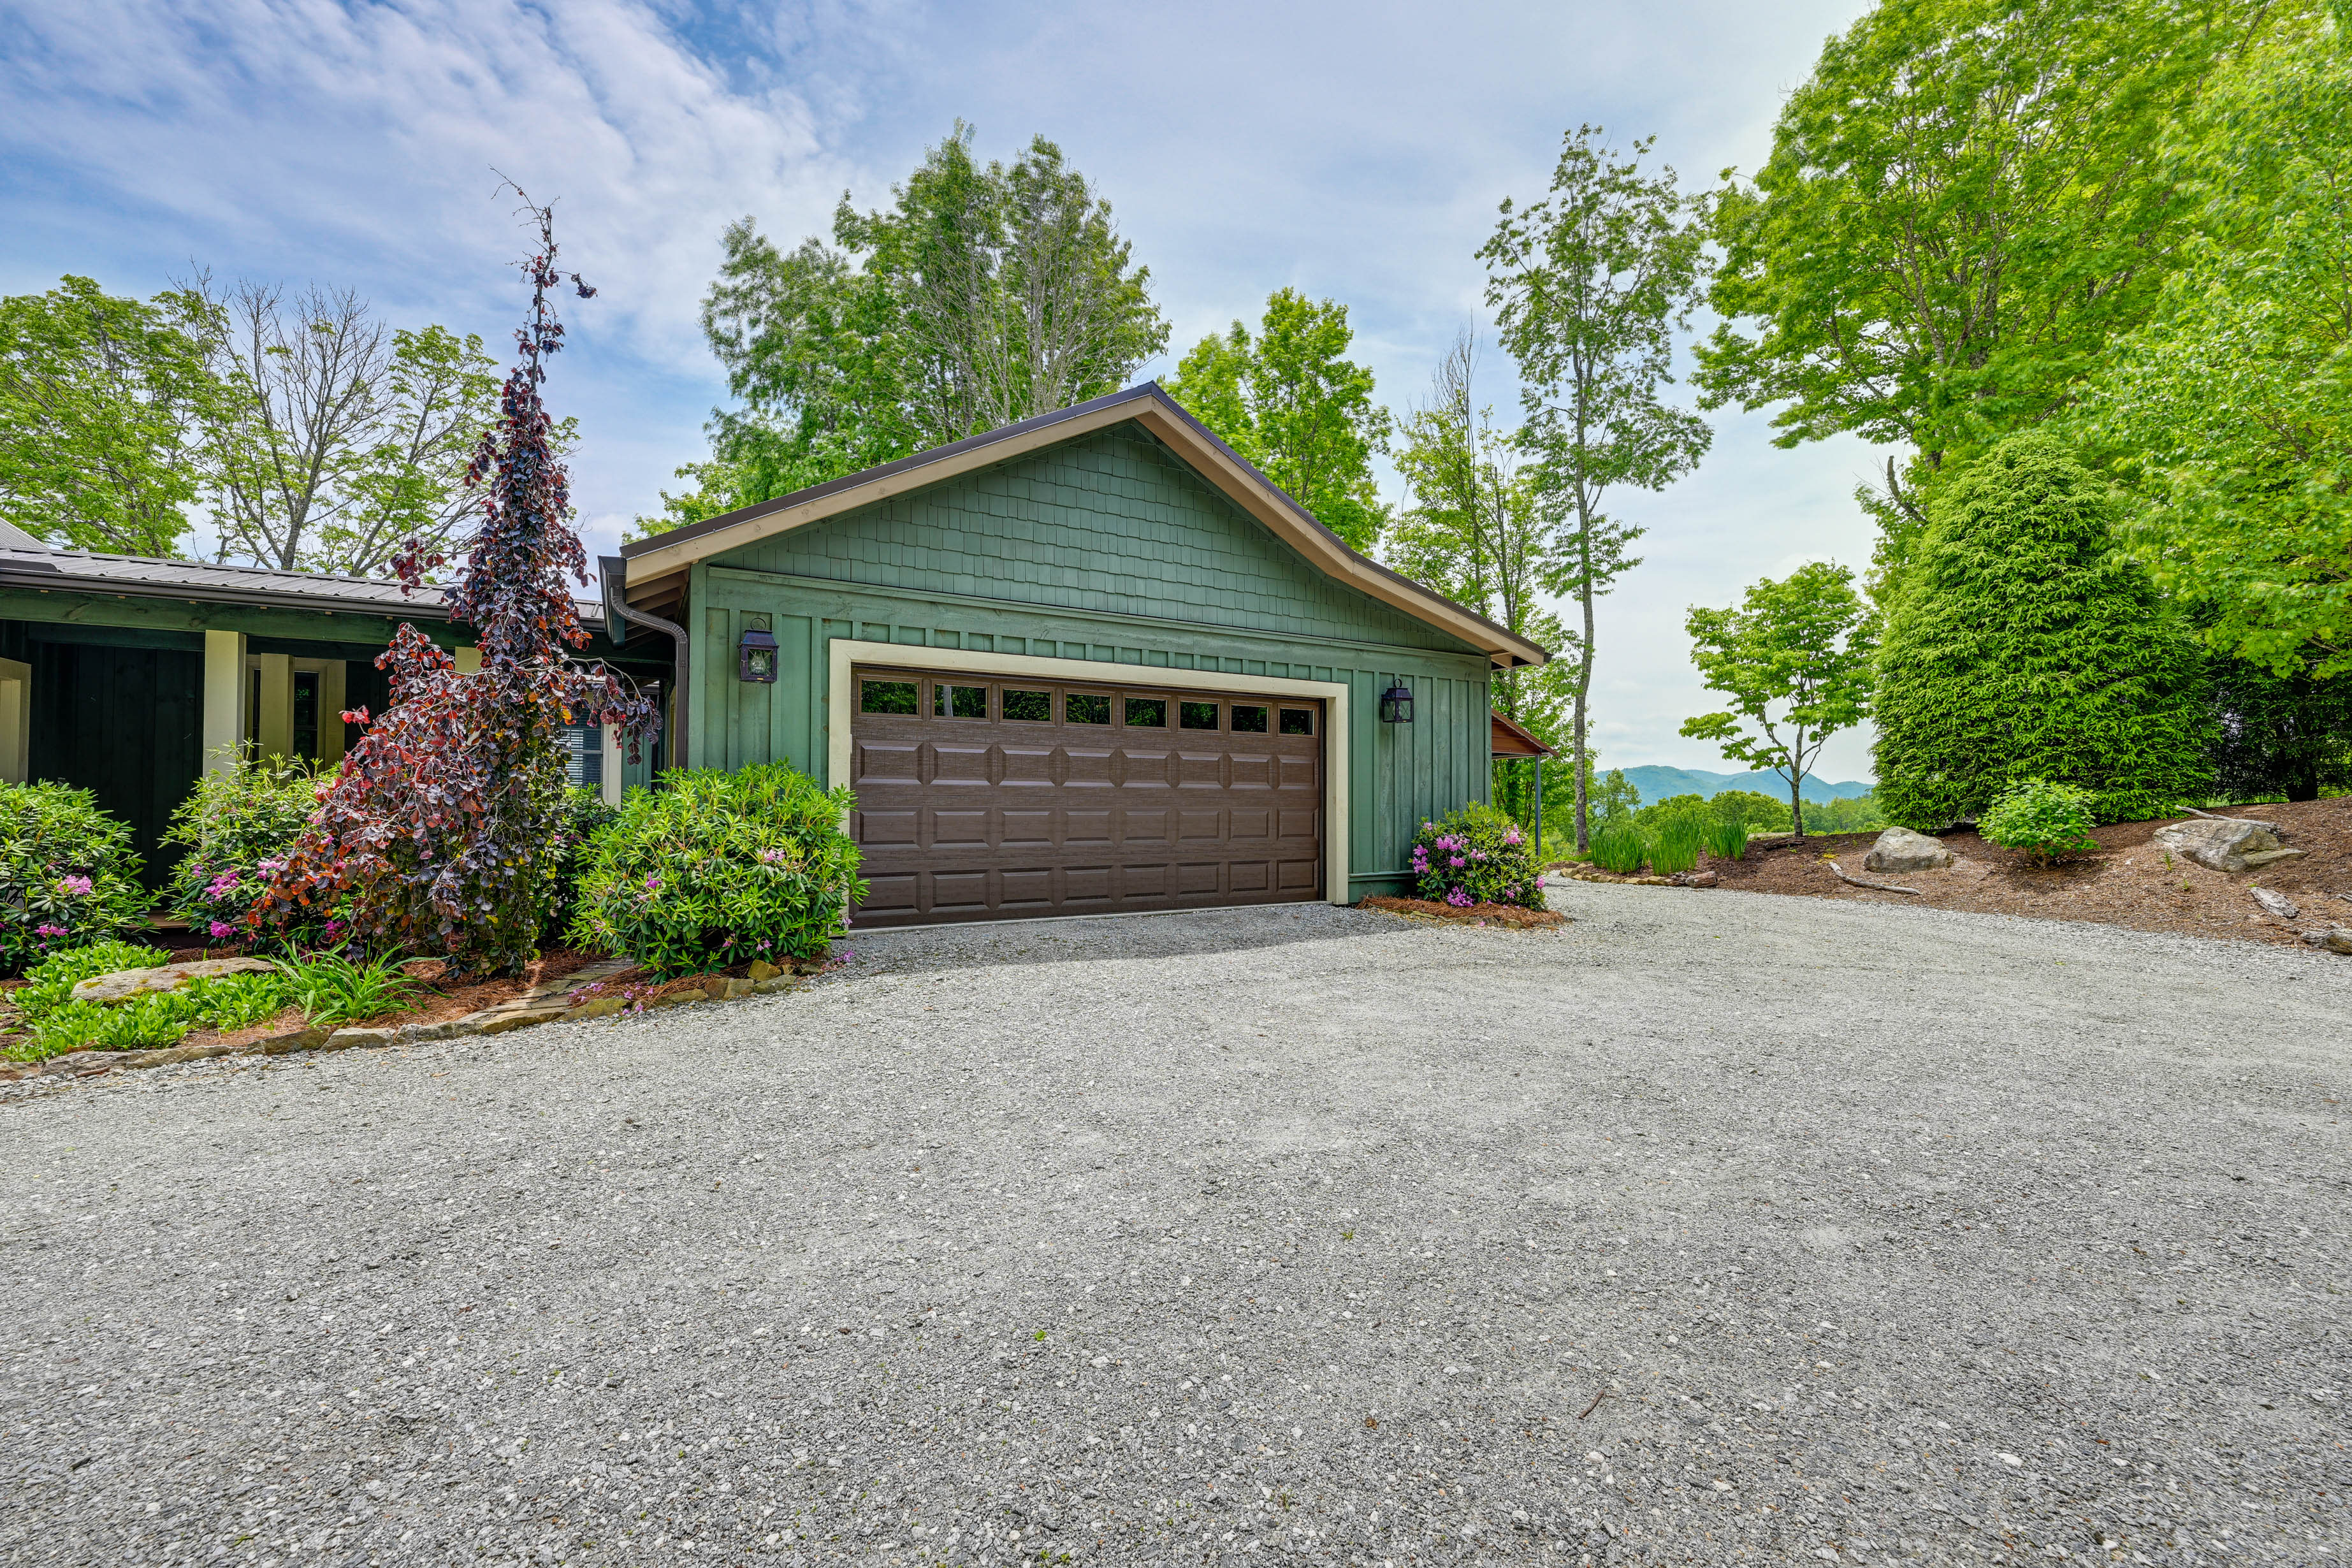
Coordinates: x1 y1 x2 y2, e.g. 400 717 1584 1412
1616 764 1873 806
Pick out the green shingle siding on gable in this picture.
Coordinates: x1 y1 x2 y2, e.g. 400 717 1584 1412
713 423 1474 655
690 421 1501 899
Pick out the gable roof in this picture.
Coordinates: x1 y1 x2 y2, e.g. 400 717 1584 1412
1489 711 1557 758
613 383 1547 669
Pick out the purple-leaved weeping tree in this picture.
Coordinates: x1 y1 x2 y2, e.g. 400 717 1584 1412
252 193 657 976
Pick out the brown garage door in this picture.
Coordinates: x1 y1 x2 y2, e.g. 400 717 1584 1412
848 666 1324 927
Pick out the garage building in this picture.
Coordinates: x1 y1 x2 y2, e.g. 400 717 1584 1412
601 383 1548 927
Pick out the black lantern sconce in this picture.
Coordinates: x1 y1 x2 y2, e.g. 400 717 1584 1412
1379 683 1414 723
737 627 779 683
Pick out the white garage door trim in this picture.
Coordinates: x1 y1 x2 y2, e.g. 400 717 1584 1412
825 637 1351 906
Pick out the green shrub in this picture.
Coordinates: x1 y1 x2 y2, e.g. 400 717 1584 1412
1409 802 1544 909
1874 435 2210 825
1703 818 1750 860
161 753 331 948
1709 790 1793 832
1978 779 2102 865
1633 793 1715 839
545 787 619 940
1589 822 1647 875
1648 822 1704 876
567 762 864 978
0 781 154 972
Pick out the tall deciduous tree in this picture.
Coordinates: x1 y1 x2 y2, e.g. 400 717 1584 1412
0 276 219 555
679 126 1165 528
256 198 654 976
1481 125 1712 851
1167 288 1393 551
194 280 511 577
1681 562 1876 838
2086 11 2352 679
1386 333 1570 822
1697 0 2314 593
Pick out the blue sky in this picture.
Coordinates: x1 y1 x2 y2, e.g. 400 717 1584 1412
0 0 1887 780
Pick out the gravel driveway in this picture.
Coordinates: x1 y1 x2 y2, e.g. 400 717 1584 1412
4 884 2348 1568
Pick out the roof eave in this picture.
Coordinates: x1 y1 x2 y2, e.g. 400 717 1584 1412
619 384 1549 669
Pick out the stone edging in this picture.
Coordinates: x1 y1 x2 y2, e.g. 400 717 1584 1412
1548 864 1717 889
0 957 817 1085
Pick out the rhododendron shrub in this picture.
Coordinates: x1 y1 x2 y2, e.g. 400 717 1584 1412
162 753 335 950
0 781 152 971
250 199 653 976
1408 801 1544 910
567 762 862 978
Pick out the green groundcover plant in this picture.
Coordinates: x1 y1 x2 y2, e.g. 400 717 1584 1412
1409 802 1544 909
1 940 294 1062
567 762 863 978
0 781 152 972
162 753 333 948
1978 779 2102 866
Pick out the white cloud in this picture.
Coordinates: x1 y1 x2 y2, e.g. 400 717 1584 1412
0 0 1887 777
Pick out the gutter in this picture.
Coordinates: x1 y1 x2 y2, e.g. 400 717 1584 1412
600 555 688 770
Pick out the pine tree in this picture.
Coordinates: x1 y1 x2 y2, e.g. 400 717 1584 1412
1873 433 2209 826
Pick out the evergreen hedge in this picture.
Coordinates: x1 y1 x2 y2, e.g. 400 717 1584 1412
1873 435 2209 827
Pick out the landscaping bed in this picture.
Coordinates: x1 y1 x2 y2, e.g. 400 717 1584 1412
1359 894 1565 929
1704 796 2352 949
0 944 832 1083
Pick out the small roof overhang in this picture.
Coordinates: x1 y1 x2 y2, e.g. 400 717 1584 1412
612 384 1548 669
1490 711 1556 758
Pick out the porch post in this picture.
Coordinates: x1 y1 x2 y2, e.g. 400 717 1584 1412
316 660 348 767
253 651 294 758
201 630 248 776
0 657 28 785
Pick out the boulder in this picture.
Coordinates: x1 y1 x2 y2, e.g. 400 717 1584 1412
2303 927 2352 955
747 959 783 983
69 955 277 1005
1864 827 1955 873
2154 817 2283 873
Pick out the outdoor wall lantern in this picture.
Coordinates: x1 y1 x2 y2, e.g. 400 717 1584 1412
1379 683 1414 723
737 627 779 683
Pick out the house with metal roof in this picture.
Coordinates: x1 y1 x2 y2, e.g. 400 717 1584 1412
0 521 667 885
598 382 1548 927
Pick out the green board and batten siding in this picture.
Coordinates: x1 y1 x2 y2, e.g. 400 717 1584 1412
681 423 1494 897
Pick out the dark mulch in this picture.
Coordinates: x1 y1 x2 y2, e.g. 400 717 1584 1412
1707 797 2352 949
1360 895 1567 930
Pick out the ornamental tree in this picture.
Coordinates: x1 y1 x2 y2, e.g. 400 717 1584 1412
1871 433 2209 827
1680 562 1875 838
252 198 655 976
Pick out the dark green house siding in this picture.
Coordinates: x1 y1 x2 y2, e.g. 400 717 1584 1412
688 421 1499 898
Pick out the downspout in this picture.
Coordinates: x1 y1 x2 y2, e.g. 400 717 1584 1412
599 555 688 773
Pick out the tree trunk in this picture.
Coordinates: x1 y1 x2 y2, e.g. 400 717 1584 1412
1572 526 1596 853
1790 771 1805 839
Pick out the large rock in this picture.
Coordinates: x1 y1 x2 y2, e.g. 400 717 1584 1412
1864 827 1955 873
2154 817 2286 873
69 955 277 1005
2303 927 2352 955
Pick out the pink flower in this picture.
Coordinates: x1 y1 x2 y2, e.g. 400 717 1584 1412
1444 888 1471 908
34 923 66 938
1449 856 1466 868
208 920 234 940
55 875 93 897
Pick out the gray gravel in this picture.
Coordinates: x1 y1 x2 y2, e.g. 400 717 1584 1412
4 883 2348 1568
